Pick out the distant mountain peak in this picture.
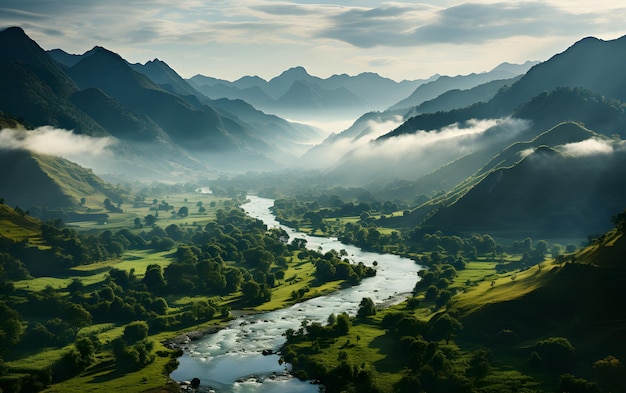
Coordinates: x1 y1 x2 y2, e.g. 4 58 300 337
2 26 27 35
145 58 165 65
273 66 313 81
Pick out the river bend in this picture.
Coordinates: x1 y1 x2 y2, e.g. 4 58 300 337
170 195 422 392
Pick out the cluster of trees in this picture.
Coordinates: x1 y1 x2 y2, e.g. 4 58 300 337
281 301 467 393
413 256 464 310
5 223 175 277
271 195 576 267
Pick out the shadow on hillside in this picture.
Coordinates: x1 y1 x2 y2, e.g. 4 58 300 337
368 334 405 373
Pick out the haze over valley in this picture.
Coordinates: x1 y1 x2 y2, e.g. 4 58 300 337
2 2 626 392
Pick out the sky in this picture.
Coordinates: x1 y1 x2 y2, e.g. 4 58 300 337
2 1 626 82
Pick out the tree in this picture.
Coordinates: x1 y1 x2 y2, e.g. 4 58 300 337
151 297 168 315
467 349 492 379
0 301 23 352
177 206 189 217
430 314 462 344
334 313 351 335
144 214 156 226
241 280 261 303
124 321 149 343
357 297 376 318
63 304 92 338
74 336 97 364
534 337 575 371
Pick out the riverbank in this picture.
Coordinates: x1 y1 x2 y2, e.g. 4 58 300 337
169 196 422 392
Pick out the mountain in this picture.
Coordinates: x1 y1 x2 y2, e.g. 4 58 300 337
62 46 320 167
390 35 626 140
275 79 369 114
388 61 538 111
127 57 323 158
389 122 599 220
422 142 626 238
494 35 626 113
189 66 430 119
0 27 107 136
404 75 522 118
0 148 126 211
129 58 202 98
65 47 281 168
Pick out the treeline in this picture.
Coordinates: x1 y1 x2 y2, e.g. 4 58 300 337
272 196 577 261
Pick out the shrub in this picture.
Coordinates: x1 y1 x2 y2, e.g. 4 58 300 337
533 337 575 371
123 321 149 343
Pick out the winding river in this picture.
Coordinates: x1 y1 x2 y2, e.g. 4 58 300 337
170 195 422 392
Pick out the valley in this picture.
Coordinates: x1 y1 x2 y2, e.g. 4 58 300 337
1 21 626 393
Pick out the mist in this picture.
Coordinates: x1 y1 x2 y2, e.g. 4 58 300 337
0 126 116 160
299 114 406 169
557 137 626 157
325 117 530 185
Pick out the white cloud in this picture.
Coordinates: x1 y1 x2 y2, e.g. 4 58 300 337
0 126 116 158
2 1 626 81
323 117 530 183
557 138 623 157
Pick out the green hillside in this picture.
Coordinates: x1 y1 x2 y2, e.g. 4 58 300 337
0 149 127 211
454 215 626 390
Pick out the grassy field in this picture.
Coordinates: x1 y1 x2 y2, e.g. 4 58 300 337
67 192 226 234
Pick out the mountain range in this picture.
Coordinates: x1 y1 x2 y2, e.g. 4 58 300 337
0 27 324 179
4 25 626 239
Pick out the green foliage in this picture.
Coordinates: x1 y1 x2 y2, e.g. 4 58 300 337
0 301 23 353
533 337 575 371
334 313 351 336
559 373 600 393
123 321 149 343
112 337 155 372
357 297 376 319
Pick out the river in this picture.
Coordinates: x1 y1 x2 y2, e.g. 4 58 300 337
170 195 422 392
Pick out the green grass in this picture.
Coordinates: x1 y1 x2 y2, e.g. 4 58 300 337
40 342 175 393
72 250 175 278
67 192 226 233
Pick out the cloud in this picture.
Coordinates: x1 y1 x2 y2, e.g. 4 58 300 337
321 2 626 48
557 138 625 157
323 117 530 184
0 126 116 158
357 118 503 161
3 1 626 81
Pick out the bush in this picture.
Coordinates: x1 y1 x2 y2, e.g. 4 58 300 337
123 321 149 343
112 337 155 371
534 337 575 371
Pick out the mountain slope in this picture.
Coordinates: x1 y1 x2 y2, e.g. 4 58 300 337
404 75 522 118
66 47 245 153
495 35 626 113
0 149 125 210
456 216 626 374
0 27 107 136
389 61 537 110
423 144 626 237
